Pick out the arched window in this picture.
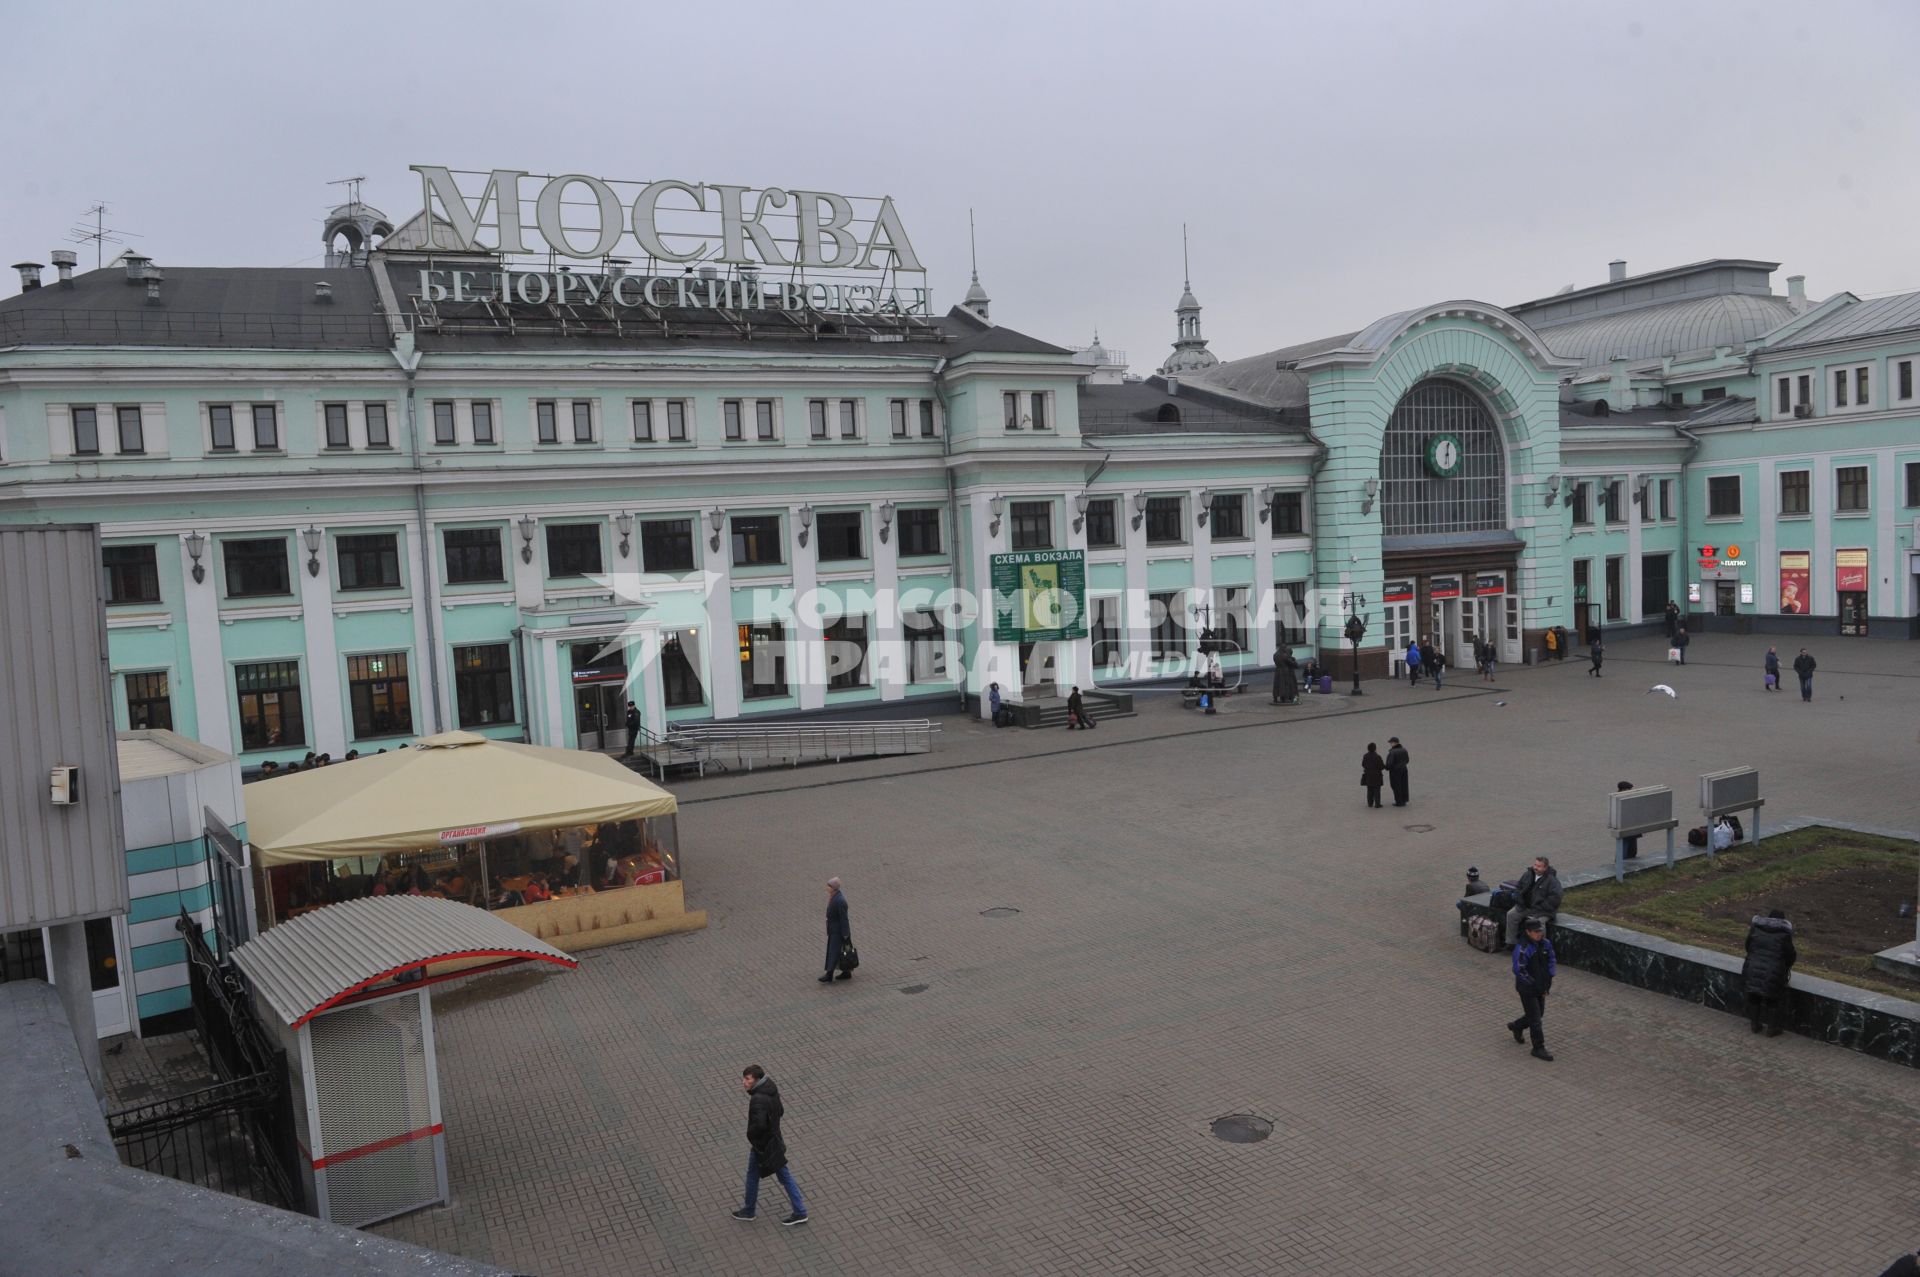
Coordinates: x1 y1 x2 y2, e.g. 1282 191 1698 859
1379 379 1507 536
1156 403 1182 424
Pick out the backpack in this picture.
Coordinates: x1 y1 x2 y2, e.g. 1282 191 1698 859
1687 825 1708 847
1466 915 1501 953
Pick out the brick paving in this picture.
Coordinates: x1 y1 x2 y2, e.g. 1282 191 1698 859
342 634 1920 1274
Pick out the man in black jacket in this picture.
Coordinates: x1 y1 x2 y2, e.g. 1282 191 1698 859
622 700 641 757
1385 737 1411 806
1505 917 1557 1061
1792 648 1817 702
732 1065 808 1225
1741 909 1798 1036
1503 856 1563 948
821 877 852 983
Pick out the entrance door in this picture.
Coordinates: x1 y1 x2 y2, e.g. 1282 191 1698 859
1641 554 1671 624
1502 594 1523 664
1839 591 1869 636
573 683 626 751
2 921 131 1039
1428 598 1460 665
1715 581 1738 617
1464 597 1495 662
1384 601 1413 675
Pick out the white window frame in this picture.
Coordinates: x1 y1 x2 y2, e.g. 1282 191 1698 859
1829 362 1873 414
1772 370 1814 420
1705 473 1743 521
1893 357 1916 404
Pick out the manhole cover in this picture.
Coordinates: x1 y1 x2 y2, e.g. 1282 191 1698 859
1209 1114 1273 1144
899 984 929 995
979 906 1021 918
1404 823 1436 833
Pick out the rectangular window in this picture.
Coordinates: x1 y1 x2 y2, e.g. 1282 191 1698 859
920 400 937 438
453 643 515 727
816 511 864 561
323 403 350 449
336 533 402 591
1091 597 1122 668
124 671 172 731
1779 470 1810 515
1276 581 1308 647
1144 495 1184 545
1797 374 1810 407
1834 369 1849 408
234 660 304 750
1897 360 1915 402
1605 556 1623 622
1148 591 1186 659
758 400 778 441
365 403 390 448
632 401 653 442
222 537 291 598
250 404 277 450
661 630 704 707
571 400 594 443
897 507 942 557
641 518 695 572
740 622 788 699
443 527 504 584
906 611 949 682
1084 498 1118 548
1707 475 1741 518
209 404 235 451
471 402 495 444
545 523 603 577
1209 493 1246 540
1908 462 1920 507
1003 391 1020 430
536 400 558 444
824 615 869 690
666 400 688 442
117 406 145 454
837 401 856 439
1856 367 1870 407
724 400 743 441
1570 482 1591 525
1010 501 1053 551
102 544 160 605
1602 480 1622 524
809 400 828 440
1658 478 1674 521
71 406 100 455
1271 491 1305 535
434 401 457 445
1030 392 1048 431
1776 377 1791 415
731 515 784 566
346 652 411 739
890 400 908 439
1836 465 1870 512
1701 387 1726 401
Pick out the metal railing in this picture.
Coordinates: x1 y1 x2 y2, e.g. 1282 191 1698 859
667 719 939 771
108 1075 294 1208
628 724 712 780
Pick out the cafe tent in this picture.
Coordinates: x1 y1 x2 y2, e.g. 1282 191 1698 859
247 731 677 866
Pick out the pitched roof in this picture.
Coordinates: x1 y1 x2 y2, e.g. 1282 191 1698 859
1531 293 1796 370
0 266 389 350
1188 331 1361 406
1079 376 1298 436
1763 290 1920 351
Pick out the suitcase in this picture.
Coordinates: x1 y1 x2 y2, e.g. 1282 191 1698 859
1466 914 1501 953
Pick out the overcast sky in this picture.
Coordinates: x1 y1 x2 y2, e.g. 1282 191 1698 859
6 0 1918 371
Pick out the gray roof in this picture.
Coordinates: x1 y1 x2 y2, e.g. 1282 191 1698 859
1079 377 1297 436
0 266 390 349
1189 331 1360 406
1764 290 1920 351
1558 395 1757 432
232 895 575 1028
1531 293 1795 369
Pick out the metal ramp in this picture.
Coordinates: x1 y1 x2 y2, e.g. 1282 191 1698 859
664 719 939 772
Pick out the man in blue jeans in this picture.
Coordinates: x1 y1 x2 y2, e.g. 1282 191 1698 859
732 1065 809 1225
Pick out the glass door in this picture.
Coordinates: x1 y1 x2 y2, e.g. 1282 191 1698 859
1384 600 1413 675
1838 591 1869 636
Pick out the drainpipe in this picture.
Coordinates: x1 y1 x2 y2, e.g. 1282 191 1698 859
1674 424 1703 626
930 357 968 712
392 336 446 732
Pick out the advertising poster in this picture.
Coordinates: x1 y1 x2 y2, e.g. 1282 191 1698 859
1834 548 1869 593
1777 552 1810 614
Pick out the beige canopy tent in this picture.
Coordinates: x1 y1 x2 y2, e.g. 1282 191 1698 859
248 731 677 866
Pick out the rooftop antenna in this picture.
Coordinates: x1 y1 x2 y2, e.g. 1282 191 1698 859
968 209 980 285
1182 222 1191 290
328 174 367 207
68 202 141 271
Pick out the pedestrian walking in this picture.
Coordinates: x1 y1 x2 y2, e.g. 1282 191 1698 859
622 700 641 757
820 877 852 983
1430 642 1446 689
1764 646 1780 692
1741 909 1797 1037
1361 743 1385 808
1505 917 1557 1061
1664 599 1680 639
1792 648 1816 701
1385 736 1411 806
731 1065 809 1225
1405 638 1423 686
1672 626 1690 665
1483 639 1498 682
1587 634 1604 677
1066 685 1095 730
1272 651 1300 705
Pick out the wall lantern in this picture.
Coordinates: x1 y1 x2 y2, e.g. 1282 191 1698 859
1256 486 1275 523
707 509 726 553
301 525 324 577
518 514 539 563
1360 478 1379 516
1196 489 1213 527
615 512 634 559
989 495 1006 538
1130 491 1149 531
878 500 896 544
1072 493 1090 533
1544 474 1562 508
184 530 207 584
796 505 814 548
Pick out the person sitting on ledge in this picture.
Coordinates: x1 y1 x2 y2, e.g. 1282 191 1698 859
1501 856 1562 950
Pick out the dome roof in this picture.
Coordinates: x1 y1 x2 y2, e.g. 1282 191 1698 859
1534 293 1795 368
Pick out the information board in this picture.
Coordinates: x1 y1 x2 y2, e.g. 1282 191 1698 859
990 550 1087 643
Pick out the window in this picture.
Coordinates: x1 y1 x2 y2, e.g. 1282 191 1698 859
365 403 390 448
760 400 779 441
824 616 869 690
1010 501 1052 551
897 507 942 557
223 538 290 598
571 400 594 443
71 406 100 454
740 622 788 699
1148 591 1186 659
1091 597 1122 668
920 400 937 438
347 652 411 739
1776 377 1790 415
1208 493 1246 540
836 401 855 440
209 404 235 451
1857 367 1871 406
536 401 559 444
323 403 350 449
545 523 603 577
337 533 401 590
1144 495 1184 545
1908 462 1920 507
1003 392 1020 430
1605 556 1623 622
1779 470 1810 515
102 544 160 605
1030 392 1049 431
434 401 457 445
1601 480 1622 524
1271 491 1304 535
453 644 515 727
1837 465 1870 512
1658 478 1674 521
641 518 695 572
724 400 744 441
1897 359 1915 402
816 511 864 561
632 401 653 442
471 402 495 445
731 515 783 566
1570 482 1591 525
1775 374 1814 416
1667 391 1684 407
665 401 688 441
1084 498 1118 548
890 400 909 439
660 631 704 707
1832 366 1871 410
1701 387 1727 402
1276 581 1308 647
443 527 504 583
906 611 949 682
808 400 828 440
250 404 278 450
117 406 145 454
1707 475 1741 518
1833 369 1848 409
234 660 303 750
124 671 172 731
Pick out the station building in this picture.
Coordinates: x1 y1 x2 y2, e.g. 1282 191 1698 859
2 191 1917 771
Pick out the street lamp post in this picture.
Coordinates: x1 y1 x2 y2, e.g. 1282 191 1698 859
1344 593 1367 696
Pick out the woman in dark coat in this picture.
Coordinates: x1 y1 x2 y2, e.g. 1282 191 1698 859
1741 909 1797 1036
1272 652 1300 705
1360 743 1385 808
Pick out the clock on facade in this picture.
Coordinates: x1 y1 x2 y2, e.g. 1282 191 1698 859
1424 433 1463 478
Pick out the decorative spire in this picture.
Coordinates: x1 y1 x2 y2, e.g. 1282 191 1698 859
1160 223 1217 375
962 208 990 320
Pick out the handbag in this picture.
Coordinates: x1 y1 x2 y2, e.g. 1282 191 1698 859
838 937 860 973
1667 647 1682 663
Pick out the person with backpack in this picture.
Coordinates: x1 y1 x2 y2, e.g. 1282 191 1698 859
1505 916 1557 1061
1741 908 1797 1037
731 1065 809 1226
1792 648 1817 702
1764 646 1780 692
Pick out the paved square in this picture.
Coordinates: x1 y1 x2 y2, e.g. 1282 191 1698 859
374 635 1920 1275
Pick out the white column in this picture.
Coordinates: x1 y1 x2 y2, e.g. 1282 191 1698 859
792 505 825 711
1876 446 1898 617
298 539 346 757
180 536 232 753
1189 488 1213 665
1812 457 1834 617
1122 490 1150 671
702 514 741 720
874 502 906 703
405 523 447 734
1757 459 1779 613
511 519 544 611
1253 492 1276 665
1625 470 1644 623
540 637 566 746
636 627 667 731
1062 497 1094 691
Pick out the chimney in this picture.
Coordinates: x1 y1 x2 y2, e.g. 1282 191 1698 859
1166 375 1180 395
144 268 164 304
13 262 44 291
123 254 152 282
314 280 333 303
1608 259 1627 284
1607 356 1632 407
1786 275 1807 310
50 250 76 284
